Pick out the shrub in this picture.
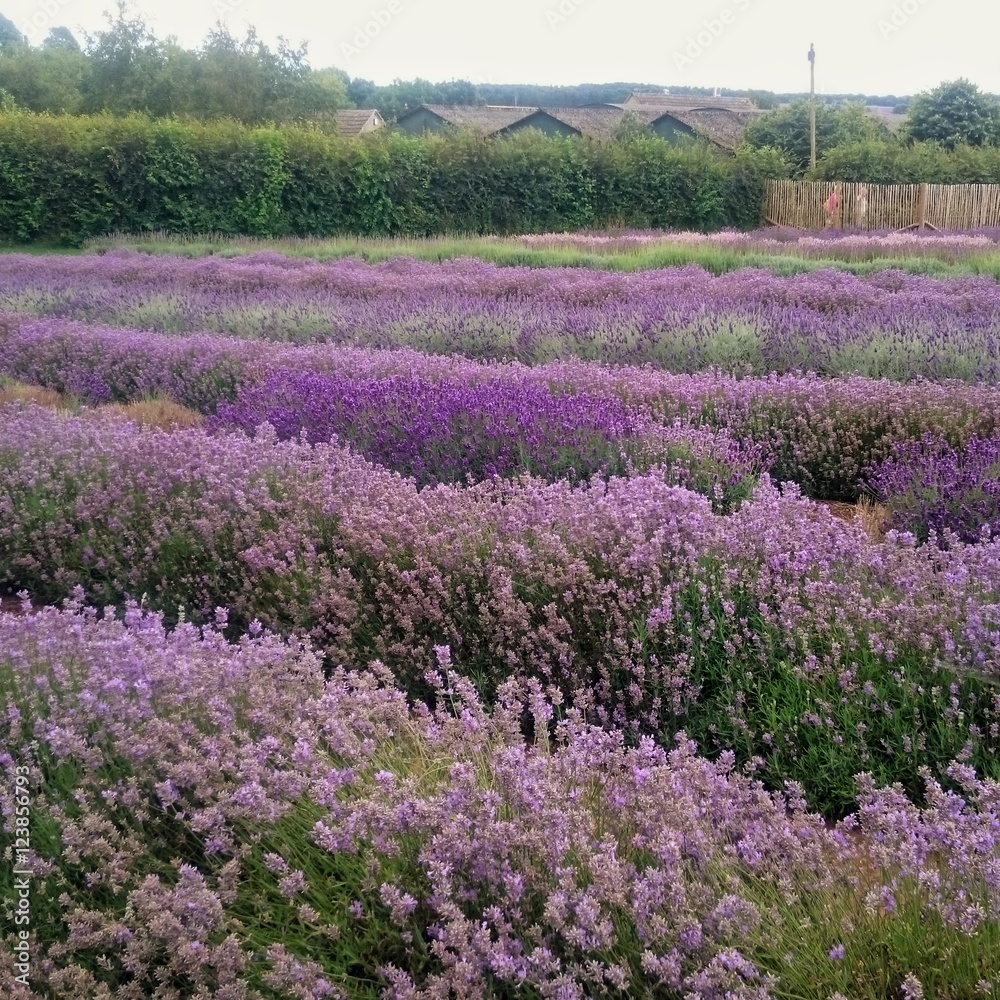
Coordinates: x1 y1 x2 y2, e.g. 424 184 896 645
865 433 1000 545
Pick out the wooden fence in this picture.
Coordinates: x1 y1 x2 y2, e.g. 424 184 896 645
762 180 1000 231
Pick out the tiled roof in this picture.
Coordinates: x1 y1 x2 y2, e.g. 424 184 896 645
513 106 630 140
336 109 384 136
622 91 757 113
418 104 538 134
397 100 755 148
623 104 759 150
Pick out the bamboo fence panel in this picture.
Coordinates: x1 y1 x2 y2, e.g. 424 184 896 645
762 180 1000 231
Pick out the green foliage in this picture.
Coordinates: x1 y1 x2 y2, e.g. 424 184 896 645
0 43 87 112
0 11 25 51
0 2 350 124
744 100 893 176
816 138 1000 183
903 78 1000 149
42 26 80 53
0 112 783 244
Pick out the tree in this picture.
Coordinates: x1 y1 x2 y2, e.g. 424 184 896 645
0 44 86 112
746 89 779 110
744 100 892 176
612 111 655 143
904 78 1000 149
82 2 170 114
0 12 26 51
42 26 81 52
192 25 342 124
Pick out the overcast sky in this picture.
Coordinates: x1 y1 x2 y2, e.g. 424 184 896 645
7 0 997 97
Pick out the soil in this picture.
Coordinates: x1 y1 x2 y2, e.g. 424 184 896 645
0 594 33 616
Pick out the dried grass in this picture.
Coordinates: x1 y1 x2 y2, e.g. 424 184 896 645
817 498 891 542
100 398 205 430
0 380 67 409
856 495 892 541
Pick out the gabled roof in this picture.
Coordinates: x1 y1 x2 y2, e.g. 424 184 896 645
405 104 539 135
622 90 757 114
509 106 629 141
394 100 754 149
336 109 385 137
619 104 759 150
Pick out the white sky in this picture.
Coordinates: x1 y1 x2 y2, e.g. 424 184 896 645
7 0 998 97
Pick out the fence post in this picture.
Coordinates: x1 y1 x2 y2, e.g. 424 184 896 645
916 182 928 230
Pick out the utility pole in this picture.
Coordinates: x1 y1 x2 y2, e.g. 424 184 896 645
808 43 816 173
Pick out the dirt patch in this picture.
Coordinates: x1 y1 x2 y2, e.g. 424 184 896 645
0 595 34 617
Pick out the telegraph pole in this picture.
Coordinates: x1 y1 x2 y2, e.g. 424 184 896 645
808 43 816 173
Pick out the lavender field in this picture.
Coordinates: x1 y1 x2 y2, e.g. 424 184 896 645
3 250 1000 380
93 227 1000 274
1 235 999 998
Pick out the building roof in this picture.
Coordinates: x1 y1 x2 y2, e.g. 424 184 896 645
667 108 758 150
622 90 757 114
509 106 630 141
410 104 539 135
336 109 384 137
395 99 754 149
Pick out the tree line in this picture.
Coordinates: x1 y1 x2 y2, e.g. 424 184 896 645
742 79 1000 179
0 2 350 123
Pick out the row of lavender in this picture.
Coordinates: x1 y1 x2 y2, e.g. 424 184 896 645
1 402 998 817
3 603 996 997
4 315 1000 537
514 227 1000 258
2 251 1000 381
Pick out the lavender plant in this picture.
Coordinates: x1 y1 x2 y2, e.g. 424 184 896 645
1 403 998 815
5 317 1000 499
1 603 997 998
865 433 1000 545
212 370 642 488
2 252 1000 381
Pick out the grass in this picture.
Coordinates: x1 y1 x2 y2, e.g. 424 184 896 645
101 397 205 430
0 241 82 255
0 379 204 430
0 378 68 409
75 230 1000 278
818 497 892 541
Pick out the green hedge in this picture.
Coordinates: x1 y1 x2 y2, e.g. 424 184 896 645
0 112 785 244
815 138 1000 184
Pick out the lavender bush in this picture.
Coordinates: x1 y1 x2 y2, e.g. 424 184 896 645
213 370 642 488
211 369 763 505
2 252 1000 381
5 317 1000 498
515 226 1000 264
865 433 1000 545
92 225 1000 272
1 602 998 998
1 402 998 814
